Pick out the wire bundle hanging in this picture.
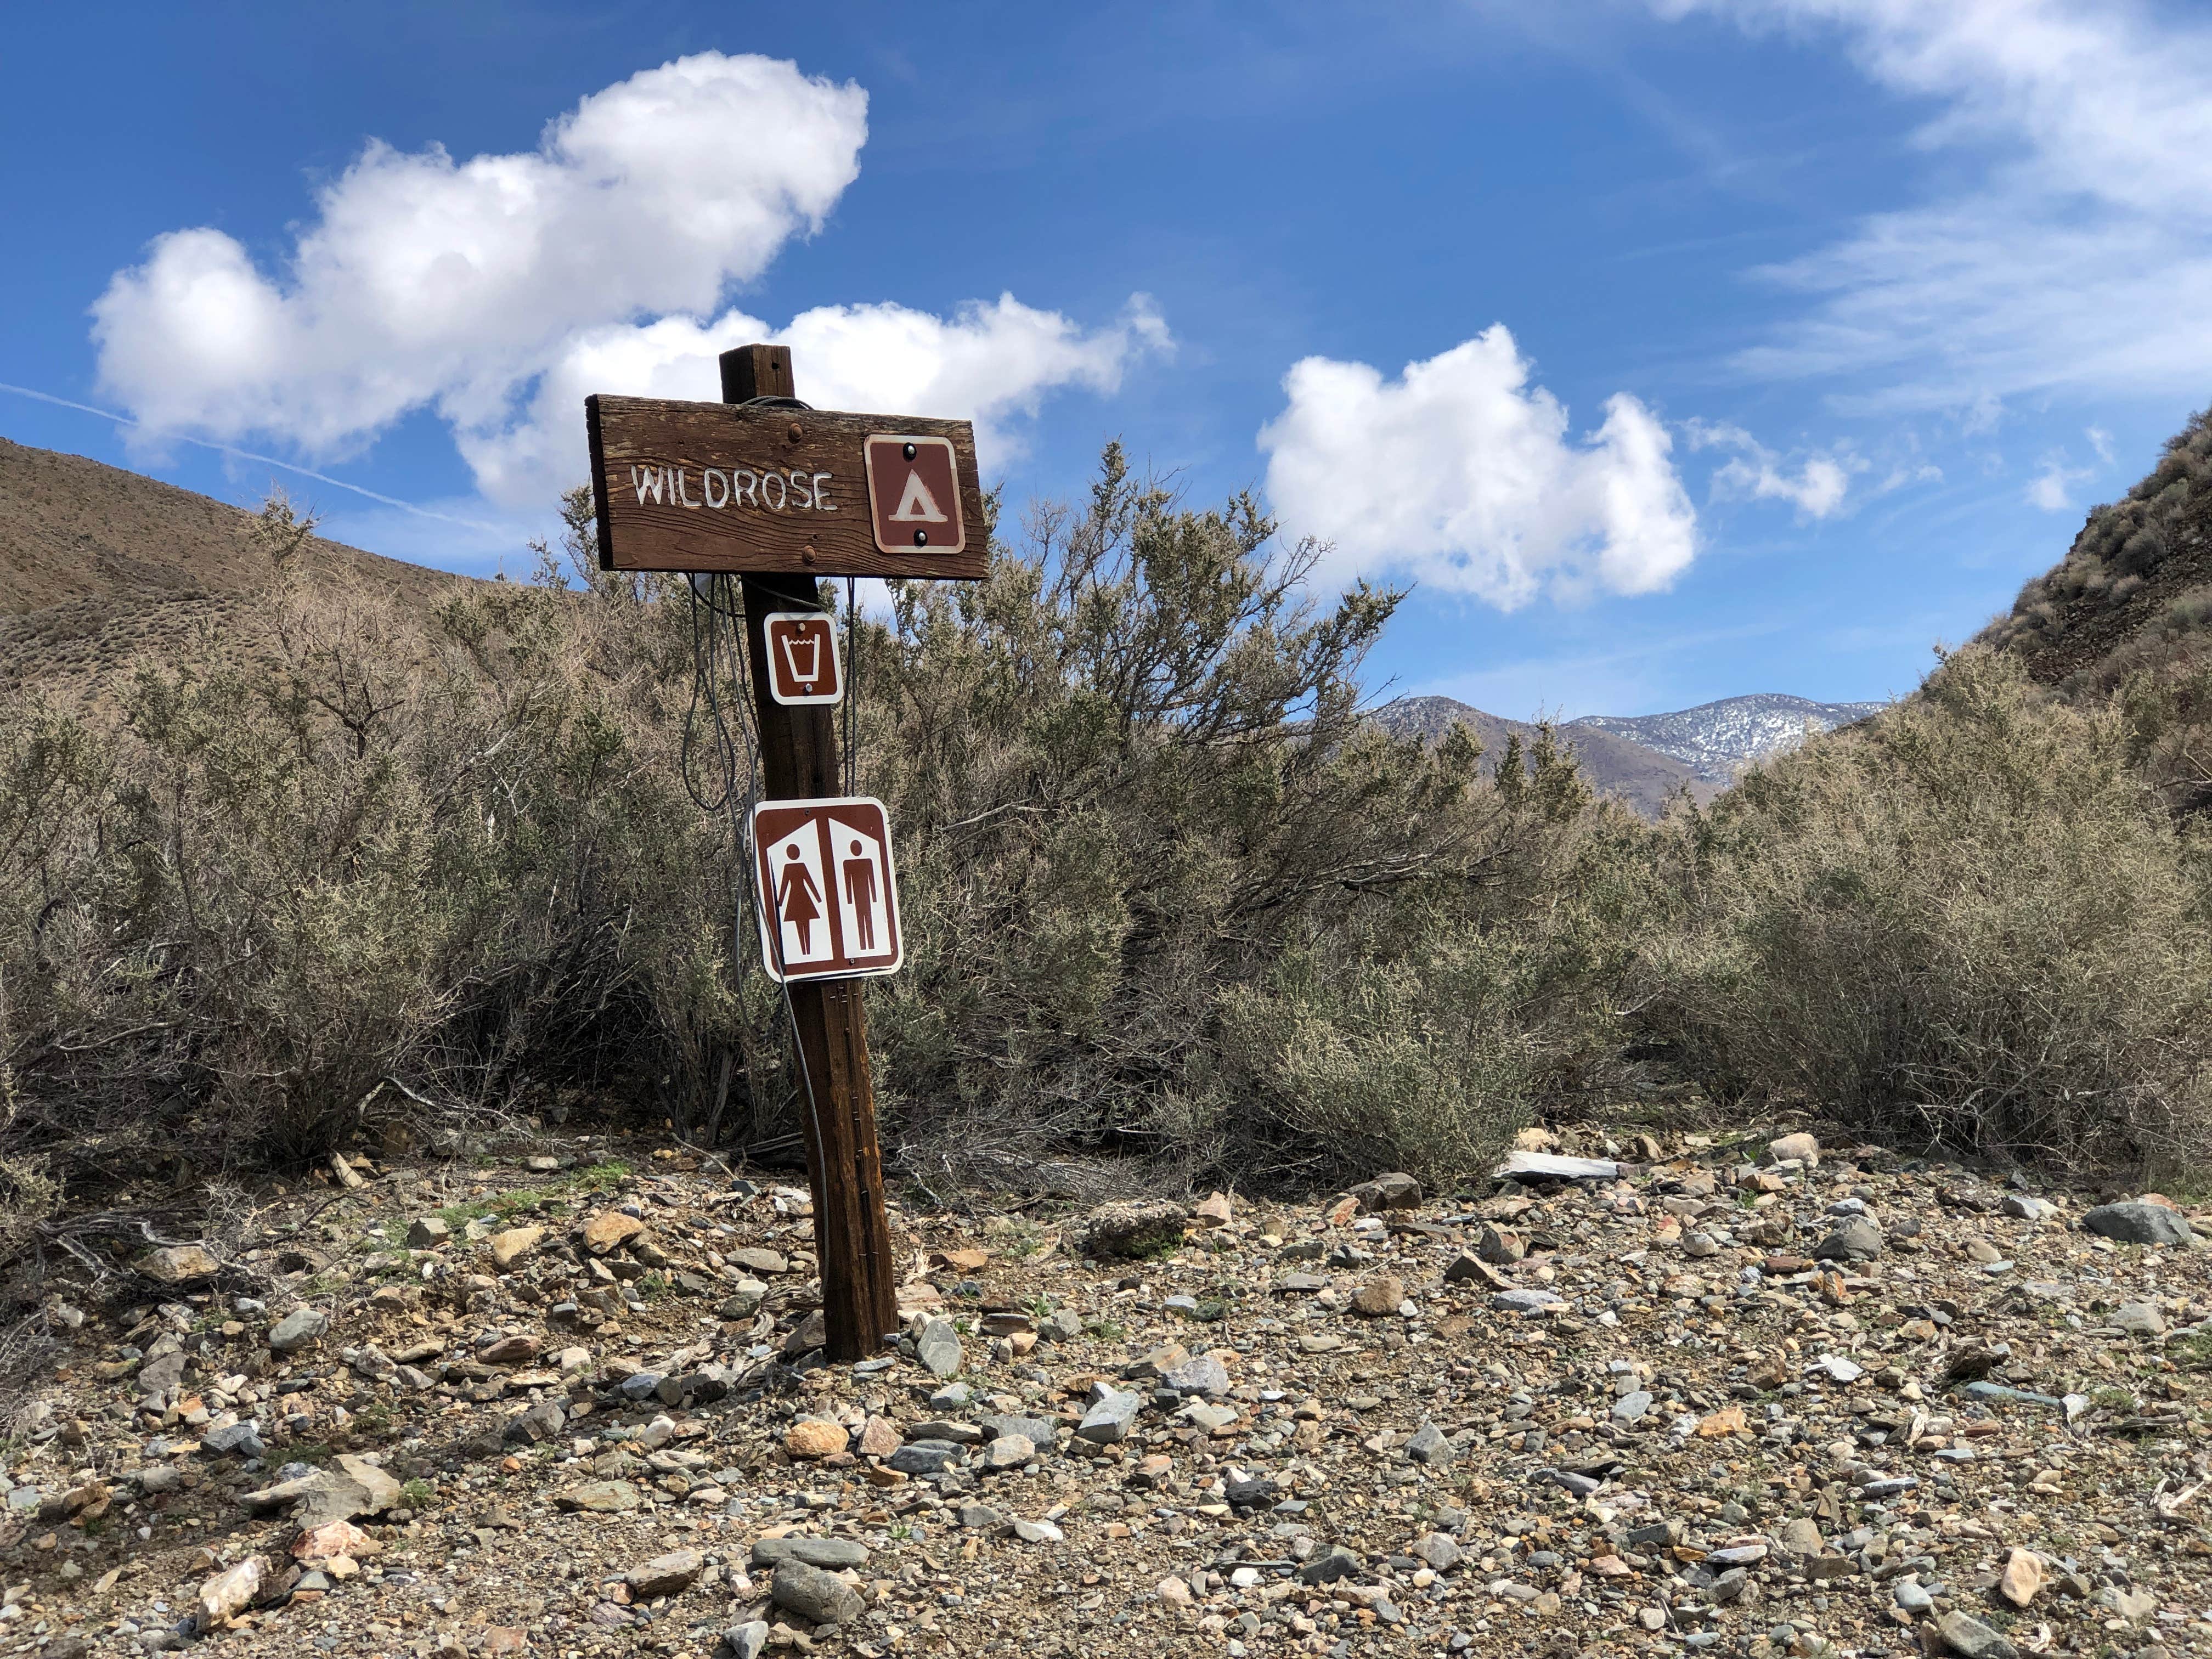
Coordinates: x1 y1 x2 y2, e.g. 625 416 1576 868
680 571 862 1171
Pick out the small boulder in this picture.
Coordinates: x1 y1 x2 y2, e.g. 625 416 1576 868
1812 1220 1883 1262
1350 1275 1407 1317
405 1217 451 1249
580 1209 646 1255
141 1245 222 1286
268 1308 329 1353
916 1318 964 1379
1347 1172 1422 1212
1763 1131 1820 1167
2084 1201 2193 1246
194 1556 264 1632
627 1548 703 1599
1079 1199 1187 1259
783 1418 850 1460
1997 1547 2044 1607
557 1479 642 1514
770 1559 864 1626
487 1226 545 1271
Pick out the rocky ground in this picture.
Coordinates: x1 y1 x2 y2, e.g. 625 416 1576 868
2 1124 2208 1659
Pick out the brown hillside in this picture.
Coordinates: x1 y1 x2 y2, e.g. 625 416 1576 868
0 435 471 698
1977 409 2212 694
1374 693 1720 820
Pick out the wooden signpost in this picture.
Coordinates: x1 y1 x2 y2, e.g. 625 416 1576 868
585 344 985 1364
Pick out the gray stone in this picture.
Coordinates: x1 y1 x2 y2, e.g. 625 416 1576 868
1932 1611 2019 1659
1037 1310 1084 1343
1895 1579 1936 1613
1415 1532 1462 1572
1299 1546 1362 1585
201 1422 264 1458
617 1372 664 1401
722 1620 770 1659
1161 1356 1231 1396
1491 1288 1566 1315
1492 1150 1621 1181
1813 1220 1883 1262
504 1399 566 1444
1076 1386 1142 1444
1347 1172 1423 1211
627 1547 703 1599
2000 1194 2057 1221
887 1441 962 1476
905 1420 984 1446
978 1414 1058 1449
751 1537 870 1570
2083 1201 2192 1246
2113 1301 2166 1336
770 1559 864 1626
916 1318 964 1379
268 1308 329 1352
1404 1421 1454 1466
1011 1517 1063 1543
956 1503 1005 1530
1611 1390 1653 1423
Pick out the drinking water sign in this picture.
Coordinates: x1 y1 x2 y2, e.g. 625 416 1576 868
762 612 841 705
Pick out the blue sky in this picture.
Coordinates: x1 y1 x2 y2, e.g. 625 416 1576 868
7 1 2210 719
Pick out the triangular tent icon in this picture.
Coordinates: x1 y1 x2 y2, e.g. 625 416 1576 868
888 469 949 523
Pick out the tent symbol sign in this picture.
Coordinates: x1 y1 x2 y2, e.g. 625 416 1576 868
762 612 842 706
865 435 966 557
750 795 903 983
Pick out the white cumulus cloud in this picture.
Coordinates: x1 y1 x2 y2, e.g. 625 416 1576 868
1256 326 1696 610
462 294 1169 507
1687 420 1860 518
1650 0 2212 410
90 52 1163 509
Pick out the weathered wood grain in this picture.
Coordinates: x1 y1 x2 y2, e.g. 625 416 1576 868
587 392 988 579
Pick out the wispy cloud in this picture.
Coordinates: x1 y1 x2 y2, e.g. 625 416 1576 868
1652 1 2212 411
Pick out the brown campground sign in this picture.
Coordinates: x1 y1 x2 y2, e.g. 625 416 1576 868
586 394 986 579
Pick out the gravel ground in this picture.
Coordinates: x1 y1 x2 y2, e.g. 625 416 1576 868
2 1126 2208 1659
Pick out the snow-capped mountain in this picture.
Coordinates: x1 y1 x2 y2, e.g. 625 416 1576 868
1569 694 1888 783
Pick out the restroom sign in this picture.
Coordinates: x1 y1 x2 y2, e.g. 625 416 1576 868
865 435 967 557
763 612 842 705
751 797 903 982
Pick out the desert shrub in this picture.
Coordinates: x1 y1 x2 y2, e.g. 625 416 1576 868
1646 647 2212 1175
856 448 1637 1189
0 460 1629 1195
0 498 746 1174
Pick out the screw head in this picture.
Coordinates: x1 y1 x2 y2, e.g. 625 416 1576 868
801 548 817 565
788 421 803 442
902 442 917 461
913 529 929 547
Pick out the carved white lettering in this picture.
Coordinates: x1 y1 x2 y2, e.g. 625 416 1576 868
703 469 729 509
676 467 701 509
788 470 813 510
813 472 834 510
733 470 759 507
631 466 665 506
761 471 787 511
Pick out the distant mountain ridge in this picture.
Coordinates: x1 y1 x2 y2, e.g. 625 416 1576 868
1374 695 1719 820
1570 693 1889 783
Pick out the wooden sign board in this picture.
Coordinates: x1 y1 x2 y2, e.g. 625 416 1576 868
586 394 987 579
